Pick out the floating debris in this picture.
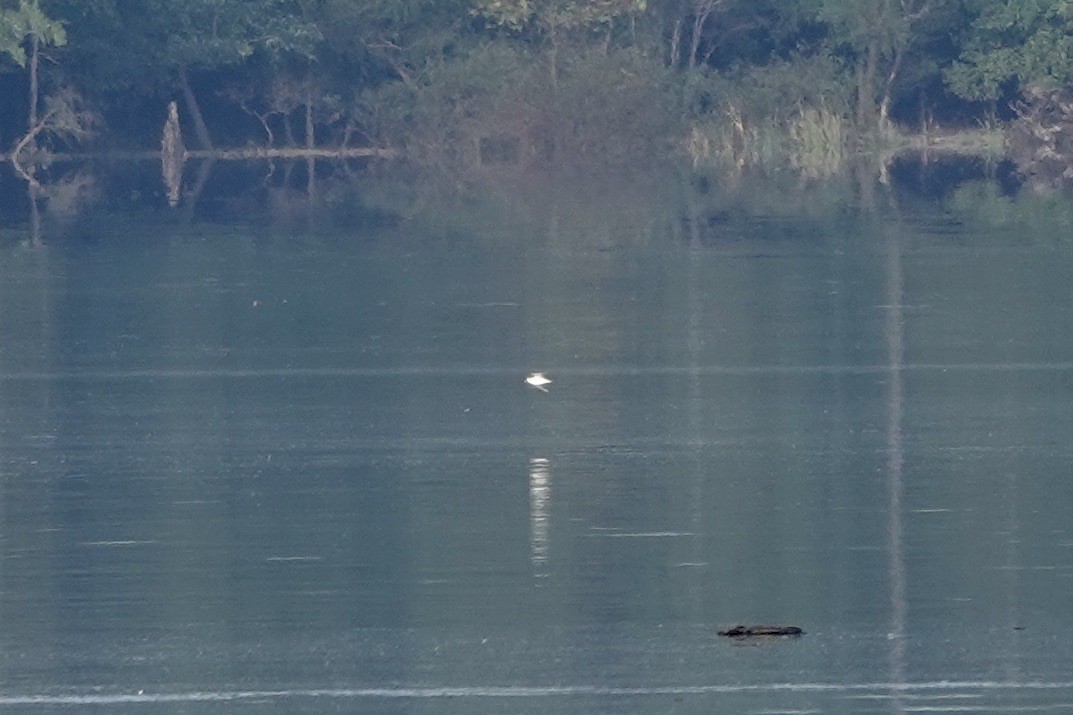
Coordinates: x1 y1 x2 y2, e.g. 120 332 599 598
718 625 804 638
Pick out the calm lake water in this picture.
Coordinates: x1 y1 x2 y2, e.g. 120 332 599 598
2 171 1073 711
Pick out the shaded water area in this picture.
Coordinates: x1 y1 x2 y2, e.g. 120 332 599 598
2 164 1073 711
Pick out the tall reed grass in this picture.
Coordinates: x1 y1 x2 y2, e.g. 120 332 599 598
788 105 847 177
686 103 849 176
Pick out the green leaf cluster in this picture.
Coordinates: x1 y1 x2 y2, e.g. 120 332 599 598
0 0 66 66
474 0 646 32
947 0 1073 99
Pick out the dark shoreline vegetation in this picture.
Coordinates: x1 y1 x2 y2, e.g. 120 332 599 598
3 0 1073 228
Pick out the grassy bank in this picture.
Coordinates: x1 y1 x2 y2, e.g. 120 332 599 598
685 118 1008 177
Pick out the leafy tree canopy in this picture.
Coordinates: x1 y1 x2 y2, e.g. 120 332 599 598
46 0 319 92
474 0 647 33
947 0 1073 100
0 0 66 66
313 0 471 86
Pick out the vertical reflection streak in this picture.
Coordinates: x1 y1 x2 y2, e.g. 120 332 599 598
29 184 42 247
529 458 551 577
885 229 908 711
687 245 705 612
1004 464 1023 683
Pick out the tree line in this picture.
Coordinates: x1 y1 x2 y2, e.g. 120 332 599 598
2 0 1072 173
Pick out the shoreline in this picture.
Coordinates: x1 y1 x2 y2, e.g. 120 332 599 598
891 126 1007 160
1 125 1013 179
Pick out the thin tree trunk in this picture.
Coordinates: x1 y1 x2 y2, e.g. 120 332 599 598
670 16 682 67
688 2 717 71
29 182 42 246
688 12 704 70
23 33 40 157
238 100 274 146
28 34 39 132
880 0 929 128
305 83 315 197
283 115 295 146
11 106 59 187
179 66 214 150
856 42 880 128
259 113 274 146
304 85 314 149
340 118 354 150
547 22 559 89
181 157 215 226
879 44 906 129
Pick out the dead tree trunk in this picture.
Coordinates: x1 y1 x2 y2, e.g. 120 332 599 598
670 15 683 67
305 84 315 198
162 101 185 207
23 34 41 157
28 35 40 133
179 66 214 150
879 44 905 130
856 41 880 128
688 1 720 70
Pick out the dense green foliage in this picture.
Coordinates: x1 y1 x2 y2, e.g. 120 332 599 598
0 0 1071 168
946 0 1073 100
0 0 65 67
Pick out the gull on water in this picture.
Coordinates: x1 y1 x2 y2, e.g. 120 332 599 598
525 372 552 392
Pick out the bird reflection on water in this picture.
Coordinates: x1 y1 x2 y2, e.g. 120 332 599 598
529 457 551 577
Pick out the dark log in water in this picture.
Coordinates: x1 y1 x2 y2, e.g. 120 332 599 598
718 625 804 638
